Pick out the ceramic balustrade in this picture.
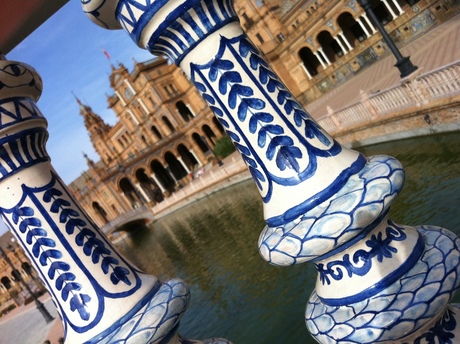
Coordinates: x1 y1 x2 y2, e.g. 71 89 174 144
0 55 230 343
77 1 460 343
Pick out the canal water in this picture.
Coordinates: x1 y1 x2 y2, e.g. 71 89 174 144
116 132 460 343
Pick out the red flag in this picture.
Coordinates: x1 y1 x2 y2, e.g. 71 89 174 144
101 48 111 60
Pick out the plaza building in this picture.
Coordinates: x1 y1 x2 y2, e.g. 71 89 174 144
0 231 43 313
66 0 459 232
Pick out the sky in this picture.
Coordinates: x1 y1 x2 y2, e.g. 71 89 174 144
0 1 158 235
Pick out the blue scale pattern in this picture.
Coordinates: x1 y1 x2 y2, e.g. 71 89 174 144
92 279 190 343
306 226 460 343
259 155 405 264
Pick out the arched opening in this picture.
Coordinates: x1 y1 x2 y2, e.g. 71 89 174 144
176 101 194 122
193 133 210 154
203 125 217 145
162 116 175 134
92 202 109 224
11 270 22 282
165 151 187 181
151 125 163 140
299 47 320 76
1 276 12 290
178 144 199 171
370 0 394 25
212 117 226 134
119 177 144 208
135 168 164 203
337 12 365 47
317 31 343 63
151 160 176 192
21 262 34 277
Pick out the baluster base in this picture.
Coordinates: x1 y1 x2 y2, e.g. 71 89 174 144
306 225 460 343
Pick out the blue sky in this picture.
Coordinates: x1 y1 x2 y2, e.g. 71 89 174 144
1 1 156 235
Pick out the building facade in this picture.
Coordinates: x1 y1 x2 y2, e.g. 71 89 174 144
69 57 227 229
67 0 459 230
0 232 42 312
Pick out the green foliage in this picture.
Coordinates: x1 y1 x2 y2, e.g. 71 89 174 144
213 135 236 159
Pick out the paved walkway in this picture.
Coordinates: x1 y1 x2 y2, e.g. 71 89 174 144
306 13 460 119
1 12 459 344
0 295 62 344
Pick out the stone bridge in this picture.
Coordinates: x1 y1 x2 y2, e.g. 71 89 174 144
100 205 155 236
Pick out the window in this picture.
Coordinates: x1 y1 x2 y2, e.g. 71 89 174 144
124 87 134 100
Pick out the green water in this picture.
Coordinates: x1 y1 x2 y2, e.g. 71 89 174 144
117 132 460 343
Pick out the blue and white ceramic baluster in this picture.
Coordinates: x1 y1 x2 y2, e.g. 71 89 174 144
81 1 460 343
0 56 230 343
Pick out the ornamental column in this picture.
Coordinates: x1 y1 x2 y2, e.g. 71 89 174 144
357 16 372 37
381 0 397 19
150 173 167 193
362 13 377 33
333 34 349 55
313 50 328 69
81 1 460 343
0 55 230 343
338 31 353 52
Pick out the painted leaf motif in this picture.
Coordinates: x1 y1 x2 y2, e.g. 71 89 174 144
19 217 41 233
26 227 47 244
248 112 273 133
266 136 294 160
249 166 265 190
42 188 63 202
13 206 35 224
242 155 257 168
75 228 96 246
56 272 76 290
61 282 82 302
237 98 265 121
277 90 290 105
202 94 216 105
258 125 284 148
101 256 119 274
234 142 251 156
83 237 104 256
219 71 242 94
228 84 253 109
209 59 234 81
194 81 206 92
110 266 131 285
305 121 331 146
32 237 55 257
39 249 62 266
66 218 87 235
48 261 70 279
91 246 111 264
50 198 71 213
227 131 240 142
267 77 283 92
59 208 79 223
70 294 91 321
209 106 223 117
276 146 302 172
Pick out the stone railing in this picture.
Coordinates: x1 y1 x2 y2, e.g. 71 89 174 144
318 60 460 133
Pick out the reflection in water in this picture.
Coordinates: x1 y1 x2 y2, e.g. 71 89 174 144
117 132 460 343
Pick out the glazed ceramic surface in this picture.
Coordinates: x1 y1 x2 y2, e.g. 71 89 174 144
1 0 455 343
